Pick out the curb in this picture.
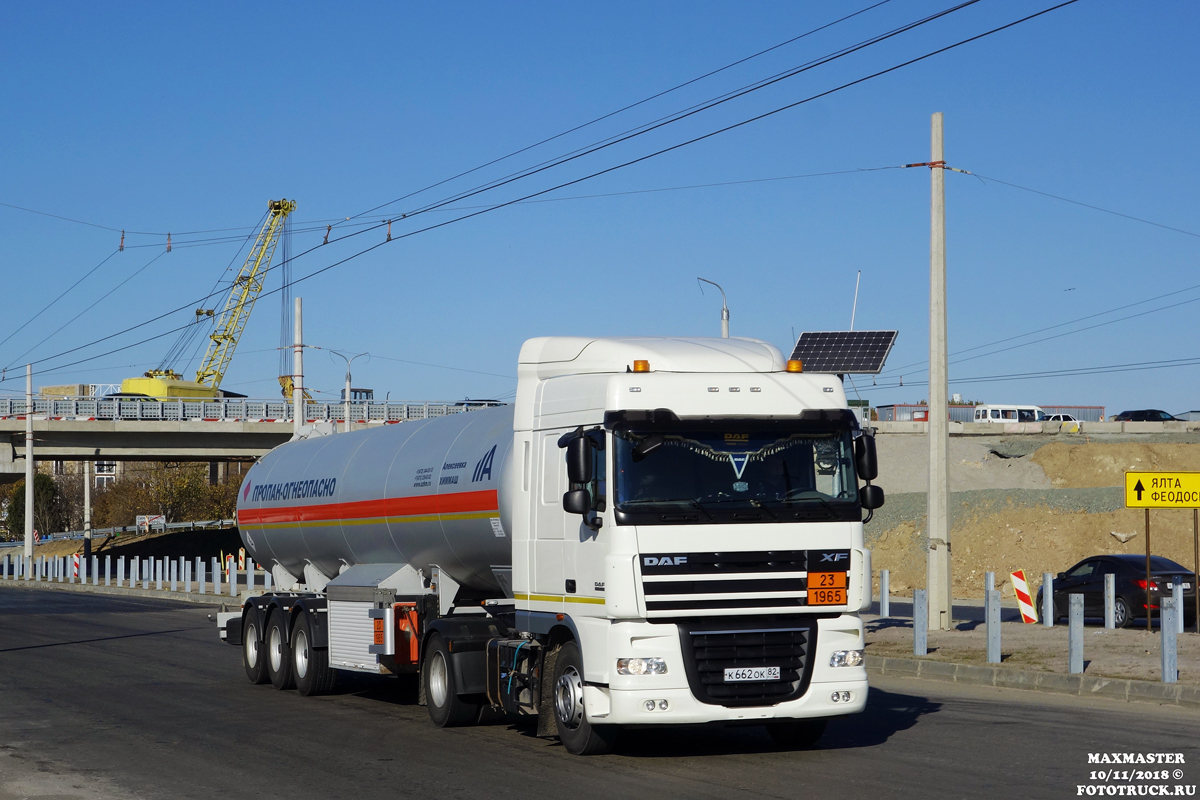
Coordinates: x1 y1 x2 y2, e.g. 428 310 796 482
867 655 1200 709
0 579 241 606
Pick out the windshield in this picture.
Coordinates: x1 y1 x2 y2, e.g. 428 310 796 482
613 427 860 524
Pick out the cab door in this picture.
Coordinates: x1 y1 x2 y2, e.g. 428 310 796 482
532 431 567 596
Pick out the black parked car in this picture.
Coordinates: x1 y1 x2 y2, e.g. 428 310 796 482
1036 555 1196 628
1111 409 1181 422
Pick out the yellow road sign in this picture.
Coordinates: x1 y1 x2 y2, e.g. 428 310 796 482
1124 471 1200 508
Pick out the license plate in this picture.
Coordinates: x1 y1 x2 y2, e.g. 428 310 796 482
724 666 780 682
808 587 847 606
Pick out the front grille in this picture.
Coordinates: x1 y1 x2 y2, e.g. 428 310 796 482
680 619 816 706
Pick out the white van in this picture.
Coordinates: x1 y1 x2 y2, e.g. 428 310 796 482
973 404 1046 423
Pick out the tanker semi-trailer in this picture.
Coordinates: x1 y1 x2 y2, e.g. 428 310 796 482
220 336 884 755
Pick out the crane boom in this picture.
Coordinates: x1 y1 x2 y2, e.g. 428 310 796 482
195 199 295 389
119 198 295 399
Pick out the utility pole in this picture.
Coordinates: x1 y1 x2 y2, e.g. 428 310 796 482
24 364 34 576
331 351 368 434
83 460 91 577
697 278 729 338
292 298 305 439
927 112 952 631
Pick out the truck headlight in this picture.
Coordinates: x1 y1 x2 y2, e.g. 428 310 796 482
616 657 667 675
829 649 864 668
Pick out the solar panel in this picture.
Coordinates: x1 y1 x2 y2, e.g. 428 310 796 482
789 331 898 374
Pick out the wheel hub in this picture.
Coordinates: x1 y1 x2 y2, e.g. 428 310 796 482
269 625 283 672
244 624 259 667
293 629 309 679
555 665 585 731
429 652 450 708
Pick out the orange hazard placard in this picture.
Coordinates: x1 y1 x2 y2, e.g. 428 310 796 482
373 618 385 646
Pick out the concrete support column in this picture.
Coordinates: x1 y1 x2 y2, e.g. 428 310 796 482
926 111 952 631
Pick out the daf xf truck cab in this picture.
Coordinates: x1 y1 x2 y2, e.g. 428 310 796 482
224 336 883 754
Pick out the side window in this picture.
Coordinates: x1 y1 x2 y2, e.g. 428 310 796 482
1002 409 1016 420
1067 561 1095 579
991 409 1000 419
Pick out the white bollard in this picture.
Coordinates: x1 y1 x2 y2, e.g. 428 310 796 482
70 555 75 583
105 555 111 586
2 554 7 580
143 558 150 590
265 571 273 591
229 561 238 598
248 558 256 594
1104 573 1115 629
213 557 220 594
880 569 890 617
118 556 125 587
185 560 192 593
156 559 163 591
1174 581 1185 634
170 560 176 592
199 560 206 595
92 556 99 586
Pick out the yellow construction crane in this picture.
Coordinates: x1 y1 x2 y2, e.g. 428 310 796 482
120 199 296 398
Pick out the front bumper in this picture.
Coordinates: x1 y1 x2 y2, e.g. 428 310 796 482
584 614 867 726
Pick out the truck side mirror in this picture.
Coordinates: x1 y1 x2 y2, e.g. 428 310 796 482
566 436 592 484
860 484 884 510
855 435 878 482
563 489 591 516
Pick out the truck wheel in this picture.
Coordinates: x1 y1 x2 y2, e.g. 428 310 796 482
766 718 827 749
266 611 295 690
423 634 478 727
242 615 269 685
552 641 617 755
291 613 336 696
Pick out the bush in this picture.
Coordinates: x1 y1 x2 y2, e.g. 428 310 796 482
3 474 68 540
92 463 240 529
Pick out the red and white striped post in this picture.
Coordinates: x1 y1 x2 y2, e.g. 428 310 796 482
1010 569 1038 623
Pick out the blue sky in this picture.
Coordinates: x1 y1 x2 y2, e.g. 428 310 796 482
1 1 1197 414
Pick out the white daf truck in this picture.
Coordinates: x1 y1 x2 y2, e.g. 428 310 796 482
222 336 883 754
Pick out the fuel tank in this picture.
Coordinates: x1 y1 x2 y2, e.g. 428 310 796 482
236 405 514 594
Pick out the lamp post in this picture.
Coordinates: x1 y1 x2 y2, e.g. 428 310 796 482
330 351 368 433
697 278 729 338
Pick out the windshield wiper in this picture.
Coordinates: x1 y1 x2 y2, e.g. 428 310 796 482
749 498 779 520
782 490 839 518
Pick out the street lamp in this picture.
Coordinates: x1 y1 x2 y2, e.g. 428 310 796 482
697 278 729 338
330 351 369 433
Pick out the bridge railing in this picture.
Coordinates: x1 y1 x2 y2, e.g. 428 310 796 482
0 397 504 423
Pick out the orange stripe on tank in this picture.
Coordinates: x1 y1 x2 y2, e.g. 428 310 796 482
237 489 498 525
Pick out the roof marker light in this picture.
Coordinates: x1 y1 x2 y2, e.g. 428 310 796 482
787 359 804 373
633 360 650 373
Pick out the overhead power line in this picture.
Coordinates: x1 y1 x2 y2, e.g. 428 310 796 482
861 355 1200 392
6 0 1079 382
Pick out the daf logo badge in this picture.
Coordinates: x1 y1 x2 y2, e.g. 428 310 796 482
643 556 688 567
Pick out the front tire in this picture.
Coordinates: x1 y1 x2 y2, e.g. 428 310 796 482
552 642 617 755
291 612 336 696
423 634 478 727
266 611 295 690
242 615 269 685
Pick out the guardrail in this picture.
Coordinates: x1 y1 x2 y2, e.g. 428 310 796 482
0 518 238 548
0 397 503 423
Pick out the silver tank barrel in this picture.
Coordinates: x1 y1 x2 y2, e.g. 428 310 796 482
237 405 514 594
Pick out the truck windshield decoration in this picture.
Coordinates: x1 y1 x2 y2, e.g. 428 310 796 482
614 429 860 525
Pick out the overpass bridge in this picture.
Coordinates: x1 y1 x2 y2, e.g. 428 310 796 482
0 396 502 482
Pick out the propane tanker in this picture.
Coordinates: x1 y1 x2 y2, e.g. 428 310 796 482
223 336 884 755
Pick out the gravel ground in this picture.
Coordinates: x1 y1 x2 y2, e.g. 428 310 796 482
864 613 1200 684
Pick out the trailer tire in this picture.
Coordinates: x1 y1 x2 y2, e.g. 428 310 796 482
766 718 827 749
266 611 295 690
242 616 269 685
423 634 478 727
552 642 617 755
291 613 336 696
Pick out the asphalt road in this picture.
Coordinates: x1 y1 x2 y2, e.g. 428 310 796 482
0 587 1196 800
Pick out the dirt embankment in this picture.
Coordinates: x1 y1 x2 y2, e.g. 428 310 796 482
871 437 1200 598
1033 441 1200 488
